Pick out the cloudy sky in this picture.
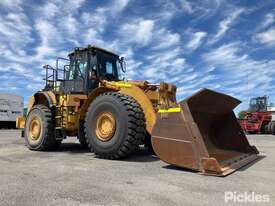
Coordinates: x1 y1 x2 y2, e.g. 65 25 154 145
0 0 275 111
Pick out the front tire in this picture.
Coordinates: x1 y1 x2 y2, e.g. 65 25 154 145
24 105 61 151
144 131 155 154
84 92 146 159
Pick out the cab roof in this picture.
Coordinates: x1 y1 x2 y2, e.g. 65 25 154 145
68 45 119 57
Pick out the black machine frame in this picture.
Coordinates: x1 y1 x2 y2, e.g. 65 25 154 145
43 46 125 94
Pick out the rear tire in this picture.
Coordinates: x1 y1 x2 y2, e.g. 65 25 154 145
24 104 61 151
267 122 272 134
78 121 88 148
261 124 268 134
84 92 146 159
247 131 257 134
271 121 275 135
263 124 269 134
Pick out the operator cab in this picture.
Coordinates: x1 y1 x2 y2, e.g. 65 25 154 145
249 96 268 112
45 45 126 94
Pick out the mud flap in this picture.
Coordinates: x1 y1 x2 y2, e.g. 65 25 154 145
151 89 259 176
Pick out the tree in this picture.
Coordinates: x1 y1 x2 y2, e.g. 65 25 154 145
238 110 247 119
23 108 28 118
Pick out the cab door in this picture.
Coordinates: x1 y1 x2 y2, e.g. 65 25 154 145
87 53 99 92
61 52 88 94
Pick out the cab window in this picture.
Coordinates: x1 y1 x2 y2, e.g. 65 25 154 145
68 68 74 80
67 52 87 80
97 51 118 80
106 62 114 75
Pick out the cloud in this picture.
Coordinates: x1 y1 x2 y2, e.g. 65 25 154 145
0 10 32 50
81 0 130 47
0 0 22 11
117 12 183 81
180 0 193 14
154 0 222 24
259 13 275 30
0 0 274 112
183 0 222 20
208 8 244 44
142 47 186 81
0 0 88 94
120 19 155 46
186 31 207 51
177 74 217 95
112 0 130 14
34 19 63 60
255 28 275 46
152 29 181 50
202 42 275 102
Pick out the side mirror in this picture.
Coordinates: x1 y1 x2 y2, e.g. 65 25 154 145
119 57 126 73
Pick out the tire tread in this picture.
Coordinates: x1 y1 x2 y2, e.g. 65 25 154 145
84 92 146 159
25 104 61 151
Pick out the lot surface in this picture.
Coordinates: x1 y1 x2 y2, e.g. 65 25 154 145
0 130 274 206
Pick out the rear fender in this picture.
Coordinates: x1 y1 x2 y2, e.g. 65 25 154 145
79 86 156 134
119 85 156 133
28 91 57 112
21 91 56 133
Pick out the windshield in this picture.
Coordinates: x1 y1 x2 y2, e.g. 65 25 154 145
97 52 120 80
249 97 267 112
250 99 257 106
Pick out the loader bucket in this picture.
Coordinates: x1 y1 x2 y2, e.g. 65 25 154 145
151 89 259 176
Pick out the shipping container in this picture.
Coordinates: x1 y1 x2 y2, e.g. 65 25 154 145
0 93 23 128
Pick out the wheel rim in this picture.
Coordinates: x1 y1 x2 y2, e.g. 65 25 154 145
95 112 116 141
28 116 42 141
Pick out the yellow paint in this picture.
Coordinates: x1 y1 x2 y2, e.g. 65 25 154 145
63 94 87 107
95 112 116 141
16 116 25 129
28 116 42 140
46 91 57 105
158 107 181 113
80 87 116 120
56 94 89 131
24 80 178 136
28 96 35 112
27 91 57 113
115 82 132 88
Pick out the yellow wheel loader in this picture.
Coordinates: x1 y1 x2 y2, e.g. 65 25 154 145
17 45 259 176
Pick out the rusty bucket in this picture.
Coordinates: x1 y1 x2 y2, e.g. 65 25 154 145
151 89 259 176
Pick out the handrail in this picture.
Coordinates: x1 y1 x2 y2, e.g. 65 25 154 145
43 55 70 90
56 57 69 82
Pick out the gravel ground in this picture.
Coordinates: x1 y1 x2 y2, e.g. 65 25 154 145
0 130 274 206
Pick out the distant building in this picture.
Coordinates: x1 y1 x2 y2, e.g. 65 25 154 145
0 93 23 128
